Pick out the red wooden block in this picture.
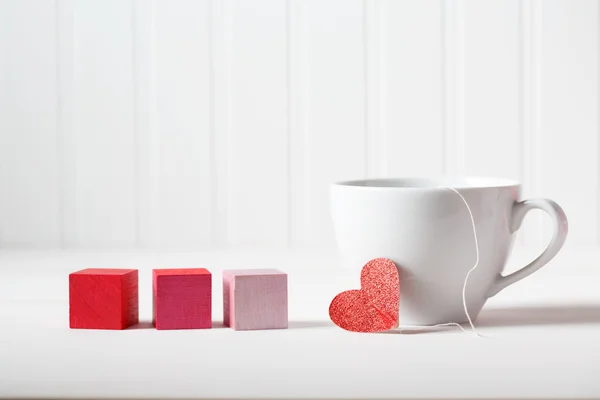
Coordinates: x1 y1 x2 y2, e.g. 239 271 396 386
69 268 139 330
153 268 212 330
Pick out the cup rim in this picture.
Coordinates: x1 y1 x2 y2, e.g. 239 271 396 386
332 176 521 190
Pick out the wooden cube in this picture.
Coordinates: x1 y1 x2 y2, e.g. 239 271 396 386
223 269 288 331
153 268 212 330
69 268 139 330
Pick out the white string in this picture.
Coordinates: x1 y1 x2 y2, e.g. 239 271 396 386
394 186 485 337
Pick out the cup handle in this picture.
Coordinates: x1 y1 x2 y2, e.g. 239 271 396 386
486 198 568 298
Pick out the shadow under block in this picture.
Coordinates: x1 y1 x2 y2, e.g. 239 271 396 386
153 268 212 330
69 268 139 330
223 269 288 331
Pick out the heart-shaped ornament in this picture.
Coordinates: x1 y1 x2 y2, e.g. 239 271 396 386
329 258 400 332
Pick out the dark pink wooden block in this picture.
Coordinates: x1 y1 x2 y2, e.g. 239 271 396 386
223 269 288 331
153 268 212 330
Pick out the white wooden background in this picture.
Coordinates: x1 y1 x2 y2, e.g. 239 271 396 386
0 0 597 250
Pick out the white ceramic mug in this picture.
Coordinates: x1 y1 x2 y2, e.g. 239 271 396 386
330 177 568 326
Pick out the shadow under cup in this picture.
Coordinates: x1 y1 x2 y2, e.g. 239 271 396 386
329 176 567 326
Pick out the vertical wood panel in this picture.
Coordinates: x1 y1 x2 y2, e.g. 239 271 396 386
297 0 366 248
289 0 308 247
463 0 520 180
64 0 136 246
134 0 159 248
520 0 544 247
365 0 386 178
227 0 288 247
57 0 75 248
443 0 465 176
152 0 212 248
0 1 61 246
385 0 444 177
211 0 233 248
541 0 599 245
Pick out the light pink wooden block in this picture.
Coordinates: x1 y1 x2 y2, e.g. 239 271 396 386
223 269 288 331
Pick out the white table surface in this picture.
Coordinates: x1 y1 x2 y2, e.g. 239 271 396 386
1 246 599 399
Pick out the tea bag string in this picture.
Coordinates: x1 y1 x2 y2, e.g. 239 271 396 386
395 186 485 338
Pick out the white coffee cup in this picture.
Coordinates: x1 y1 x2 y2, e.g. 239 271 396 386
330 177 568 326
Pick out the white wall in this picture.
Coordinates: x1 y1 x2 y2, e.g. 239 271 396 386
0 0 597 250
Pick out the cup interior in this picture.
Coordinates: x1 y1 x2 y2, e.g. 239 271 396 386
333 176 520 189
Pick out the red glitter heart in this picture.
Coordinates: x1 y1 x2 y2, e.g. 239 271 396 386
329 258 399 332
